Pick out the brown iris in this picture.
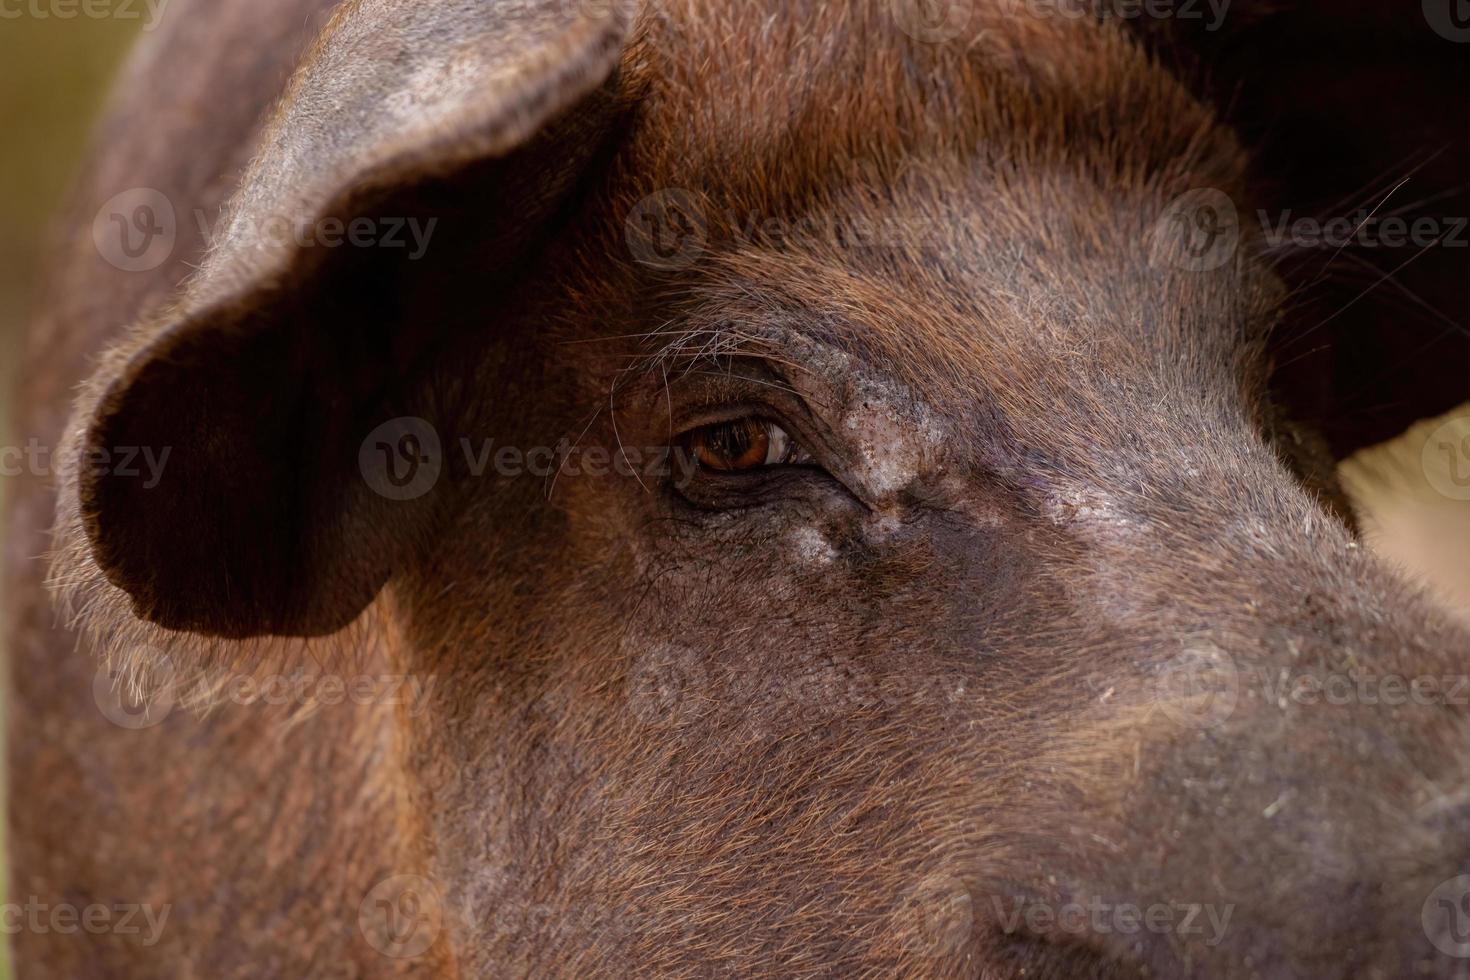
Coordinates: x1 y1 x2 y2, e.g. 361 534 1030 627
687 418 789 471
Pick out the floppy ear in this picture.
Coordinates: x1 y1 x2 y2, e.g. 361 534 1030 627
1130 2 1470 458
55 0 634 640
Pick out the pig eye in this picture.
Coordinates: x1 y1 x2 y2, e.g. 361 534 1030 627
682 417 812 472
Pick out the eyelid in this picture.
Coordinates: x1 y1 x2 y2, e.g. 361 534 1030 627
684 417 809 471
659 373 876 513
660 365 849 476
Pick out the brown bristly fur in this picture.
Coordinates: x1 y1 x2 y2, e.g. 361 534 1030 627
8 1 1470 978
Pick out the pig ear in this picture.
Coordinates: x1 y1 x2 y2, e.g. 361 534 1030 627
1131 6 1470 459
55 0 633 640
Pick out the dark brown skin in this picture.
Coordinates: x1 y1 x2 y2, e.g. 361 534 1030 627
7 1 1470 977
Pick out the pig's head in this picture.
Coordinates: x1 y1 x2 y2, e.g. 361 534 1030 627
50 0 1470 975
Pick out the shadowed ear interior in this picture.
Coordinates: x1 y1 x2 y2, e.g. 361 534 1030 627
1130 2 1470 458
58 0 634 639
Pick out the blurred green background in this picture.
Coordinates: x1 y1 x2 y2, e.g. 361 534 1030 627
1 15 142 446
1 14 141 980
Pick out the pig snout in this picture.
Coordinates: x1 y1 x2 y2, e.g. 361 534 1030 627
985 584 1470 977
955 451 1470 978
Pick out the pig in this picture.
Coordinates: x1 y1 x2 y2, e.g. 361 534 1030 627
6 0 1470 976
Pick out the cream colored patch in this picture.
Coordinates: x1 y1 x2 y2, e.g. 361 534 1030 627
787 335 948 501
843 405 922 497
1043 485 1155 626
1043 485 1142 535
862 510 906 546
789 526 838 566
839 375 947 499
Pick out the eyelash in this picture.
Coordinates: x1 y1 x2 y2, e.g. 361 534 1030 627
680 416 814 472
